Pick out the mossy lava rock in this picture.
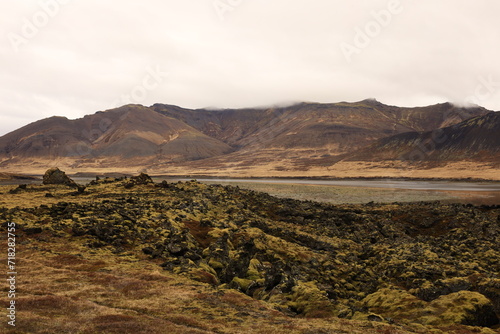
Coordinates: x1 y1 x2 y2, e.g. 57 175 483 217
42 168 77 187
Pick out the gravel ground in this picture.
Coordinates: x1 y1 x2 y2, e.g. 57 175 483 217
198 181 461 204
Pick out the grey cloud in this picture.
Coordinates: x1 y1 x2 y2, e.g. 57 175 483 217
1 0 499 136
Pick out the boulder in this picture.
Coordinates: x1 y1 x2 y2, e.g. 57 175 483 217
131 173 153 185
42 168 77 187
124 173 153 188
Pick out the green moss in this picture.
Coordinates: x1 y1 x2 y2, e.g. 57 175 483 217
2 178 500 333
207 228 229 239
351 312 384 322
199 261 217 275
246 270 260 280
231 277 253 291
246 258 262 280
208 258 224 270
364 286 497 327
425 291 494 326
288 281 336 318
363 286 426 322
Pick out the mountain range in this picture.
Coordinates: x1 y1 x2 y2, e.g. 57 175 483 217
0 99 498 178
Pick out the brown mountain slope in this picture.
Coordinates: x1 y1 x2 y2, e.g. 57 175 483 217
154 100 489 154
348 111 500 163
151 100 490 173
0 100 492 173
0 105 233 167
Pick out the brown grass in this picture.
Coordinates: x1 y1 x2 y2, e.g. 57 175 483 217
183 220 214 248
0 181 493 334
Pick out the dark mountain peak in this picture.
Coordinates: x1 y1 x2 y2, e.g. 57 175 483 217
151 103 188 112
96 104 151 115
437 101 453 107
359 98 384 106
454 110 500 129
349 110 500 163
113 104 151 113
47 115 69 120
430 101 491 114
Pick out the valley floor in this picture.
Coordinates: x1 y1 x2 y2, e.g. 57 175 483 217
154 161 500 181
2 160 500 181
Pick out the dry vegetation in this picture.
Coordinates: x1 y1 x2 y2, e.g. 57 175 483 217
1 176 499 333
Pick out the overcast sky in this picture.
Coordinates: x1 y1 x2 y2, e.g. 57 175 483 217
1 0 500 136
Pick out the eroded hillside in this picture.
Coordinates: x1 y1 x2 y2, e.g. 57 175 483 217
0 100 490 175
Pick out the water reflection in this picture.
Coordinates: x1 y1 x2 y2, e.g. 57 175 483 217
2 177 500 205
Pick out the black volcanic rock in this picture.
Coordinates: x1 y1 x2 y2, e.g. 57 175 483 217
42 168 77 187
124 173 154 188
4 179 500 329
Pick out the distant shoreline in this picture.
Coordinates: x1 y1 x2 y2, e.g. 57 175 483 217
150 175 500 183
2 172 500 184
